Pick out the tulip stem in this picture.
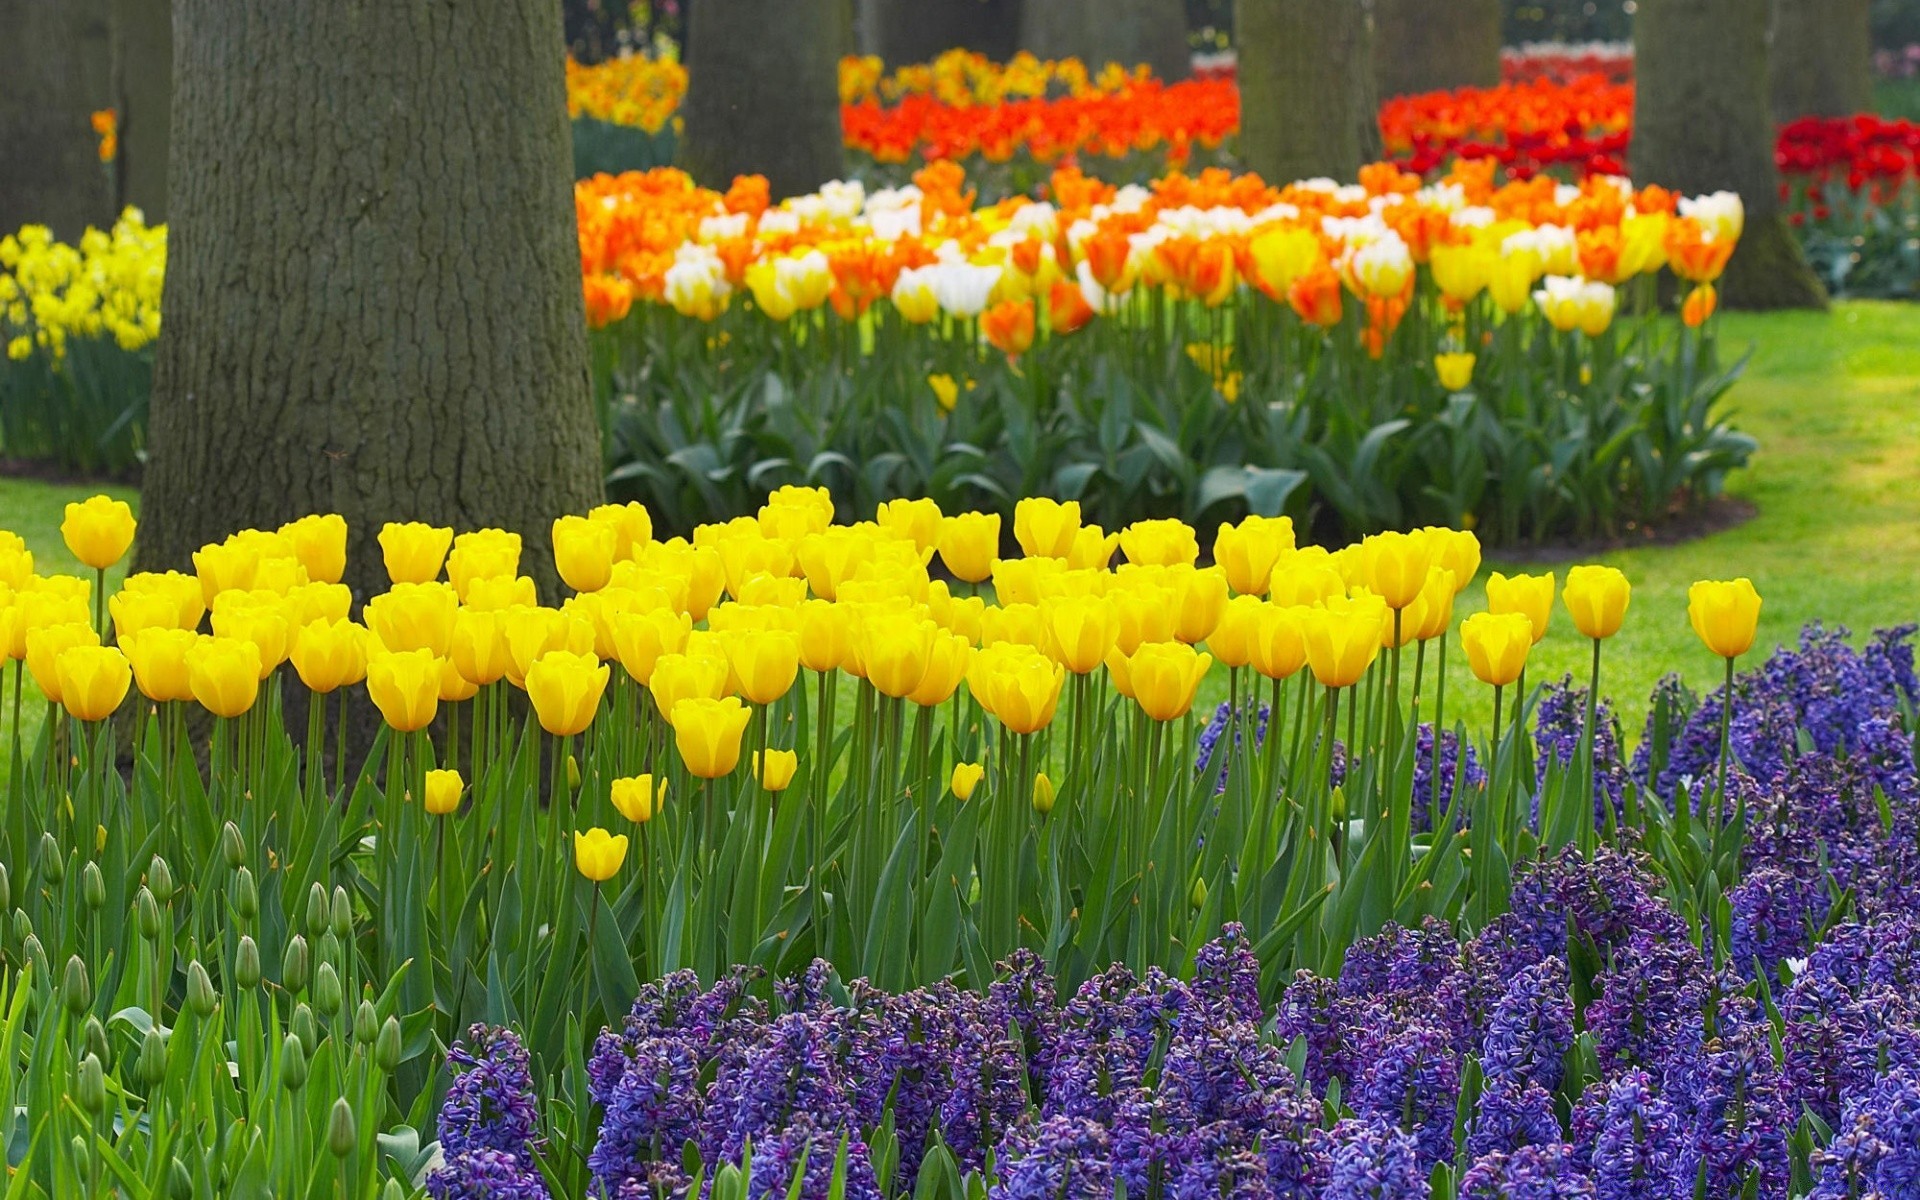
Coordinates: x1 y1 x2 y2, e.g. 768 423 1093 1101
1582 637 1602 847
1715 654 1735 822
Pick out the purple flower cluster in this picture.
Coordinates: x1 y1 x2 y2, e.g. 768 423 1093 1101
428 1026 548 1200
1531 677 1628 828
1412 721 1486 833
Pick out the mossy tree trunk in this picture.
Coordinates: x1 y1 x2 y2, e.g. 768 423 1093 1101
1632 0 1826 310
0 0 114 237
681 0 845 199
137 0 604 605
1018 0 1190 81
1238 0 1378 183
109 0 171 220
1373 0 1501 99
860 0 1021 65
1770 0 1872 122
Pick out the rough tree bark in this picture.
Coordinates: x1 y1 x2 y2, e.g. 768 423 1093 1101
860 0 1021 65
1770 0 1872 123
0 0 114 237
1372 0 1502 98
110 0 171 220
137 1 604 604
1633 0 1825 310
1238 0 1379 183
1018 0 1190 81
681 0 845 199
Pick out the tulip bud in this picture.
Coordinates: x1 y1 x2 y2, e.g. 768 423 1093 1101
305 882 329 938
327 1096 356 1158
567 753 581 792
71 1135 90 1172
81 861 104 911
0 861 10 911
281 1033 309 1092
315 961 343 1016
317 931 340 965
22 933 47 983
13 907 31 943
168 1157 191 1200
137 1027 168 1087
76 1053 105 1114
235 936 261 989
1190 875 1209 910
62 955 91 1015
136 887 162 940
233 866 258 922
374 1016 402 1072
186 960 217 1017
147 856 174 903
382 1179 406 1200
292 1003 318 1058
1031 771 1056 816
38 833 63 885
329 886 351 940
83 1015 108 1067
283 935 311 994
220 821 245 869
354 998 378 1046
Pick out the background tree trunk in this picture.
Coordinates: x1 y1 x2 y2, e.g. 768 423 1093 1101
1372 0 1501 98
1018 0 1190 80
1770 0 1872 123
860 0 1021 65
681 0 845 199
1632 0 1826 310
110 0 171 220
1238 0 1378 183
0 0 114 237
137 0 604 605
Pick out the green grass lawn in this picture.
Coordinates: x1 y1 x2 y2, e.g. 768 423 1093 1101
2 301 1917 770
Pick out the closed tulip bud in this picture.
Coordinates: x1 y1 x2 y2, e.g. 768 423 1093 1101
1213 515 1294 596
1563 564 1631 641
669 696 754 778
134 886 162 940
0 862 9 912
1119 518 1199 568
167 1157 191 1200
1044 595 1116 675
14 908 31 943
937 512 1001 583
1207 595 1263 669
567 753 582 791
71 1135 90 1172
366 648 441 732
148 856 174 902
61 495 136 570
1032 771 1056 815
26 622 99 704
305 881 329 938
377 521 452 585
233 865 258 920
283 935 311 993
62 954 91 1014
1360 530 1437 612
327 1096 356 1158
375 1015 402 1072
281 1033 309 1091
22 934 47 981
354 998 378 1045
278 513 349 584
292 1004 318 1057
424 768 463 816
57 645 131 722
1300 596 1387 689
1688 578 1762 660
525 650 609 736
1119 642 1213 722
611 774 662 823
753 748 798 792
574 827 629 882
235 935 261 989
1486 571 1555 644
330 886 352 938
552 514 617 593
949 763 986 802
188 636 262 718
122 628 197 702
794 600 847 673
875 497 943 552
38 833 63 884
80 861 104 911
83 1015 108 1067
1190 875 1209 910
721 628 800 705
76 1053 106 1114
137 1027 168 1087
219 821 245 868
449 607 513 687
1173 567 1229 645
187 960 217 1016
1460 611 1534 688
1014 498 1080 559
314 961 342 1014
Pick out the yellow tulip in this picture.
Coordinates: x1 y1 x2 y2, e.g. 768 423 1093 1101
795 528 872 601
525 650 609 736
291 618 369 694
188 636 263 718
121 627 197 702
1268 549 1346 608
612 607 693 684
859 612 939 698
210 592 291 678
950 761 984 800
365 582 458 657
118 570 205 632
573 828 629 882
937 512 1001 583
722 628 800 705
1013 497 1080 559
278 514 349 585
26 622 99 703
1206 595 1262 669
876 497 943 553
589 501 654 561
423 769 463 816
449 608 512 687
1460 611 1533 688
906 629 972 707
1563 565 1631 641
1173 566 1229 644
61 495 136 570
377 522 453 585
1434 352 1476 392
1360 530 1437 612
1118 641 1212 722
794 599 848 673
367 649 441 732
648 650 731 716
1486 571 1555 645
670 695 754 778
1043 595 1115 675
1428 527 1481 595
1300 596 1386 689
1110 583 1178 656
553 515 617 593
1032 771 1056 815
286 581 354 629
1065 524 1121 571
0 539 31 590
504 606 596 687
446 529 524 601
56 645 131 721
1249 605 1310 681
611 774 662 823
108 590 186 639
1213 515 1294 597
1688 578 1762 660
975 646 1064 734
1119 518 1199 568
753 748 798 792
462 574 539 613
1409 569 1457 642
193 539 260 605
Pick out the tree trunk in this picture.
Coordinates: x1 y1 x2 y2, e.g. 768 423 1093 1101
1372 0 1501 98
1238 0 1378 184
1632 0 1826 310
138 0 604 605
0 0 115 237
110 0 171 220
1770 0 1872 122
861 0 1021 65
681 0 845 199
1018 0 1189 80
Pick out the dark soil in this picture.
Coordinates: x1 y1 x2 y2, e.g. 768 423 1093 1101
0 457 143 487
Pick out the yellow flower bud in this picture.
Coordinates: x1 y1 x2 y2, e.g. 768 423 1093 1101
1688 578 1762 660
753 748 798 792
573 827 628 882
423 769 463 816
1563 564 1631 641
60 495 136 570
1460 611 1533 688
377 522 453 586
950 761 984 800
611 774 662 823
669 695 754 778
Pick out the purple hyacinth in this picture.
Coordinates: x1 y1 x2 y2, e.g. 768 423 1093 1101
1411 722 1485 834
1468 1079 1566 1160
1808 1069 1920 1199
1314 1118 1430 1200
742 1115 884 1200
1531 678 1627 828
1195 700 1271 794
1726 866 1829 982
1458 1144 1596 1199
425 1148 550 1200
1481 958 1575 1092
1575 1071 1685 1200
1349 1021 1461 1165
704 1012 856 1165
1670 1036 1793 1200
988 1115 1114 1200
437 1026 543 1173
587 1035 704 1193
